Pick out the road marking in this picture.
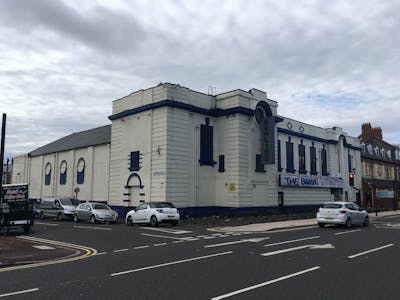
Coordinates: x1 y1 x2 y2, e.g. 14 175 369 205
261 244 334 257
0 288 39 298
141 233 190 240
382 215 400 219
172 241 185 244
94 252 107 256
348 244 394 259
264 236 320 247
113 249 129 253
139 227 192 234
335 229 361 235
211 266 320 300
154 243 167 246
134 245 150 249
202 236 216 239
205 237 270 248
74 225 112 231
32 245 56 250
110 251 233 277
35 222 59 226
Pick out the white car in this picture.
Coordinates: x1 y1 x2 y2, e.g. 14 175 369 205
126 202 180 227
317 201 369 228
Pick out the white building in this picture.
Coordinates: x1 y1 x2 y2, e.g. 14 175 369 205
12 83 361 216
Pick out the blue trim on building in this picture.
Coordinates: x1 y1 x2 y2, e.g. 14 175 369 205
125 172 144 188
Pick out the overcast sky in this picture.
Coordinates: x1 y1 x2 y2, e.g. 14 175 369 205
1 0 399 159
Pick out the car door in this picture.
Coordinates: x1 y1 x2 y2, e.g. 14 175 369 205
352 203 364 224
135 203 147 223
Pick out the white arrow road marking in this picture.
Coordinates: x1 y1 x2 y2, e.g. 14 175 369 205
204 237 270 248
211 266 321 300
139 227 192 234
261 244 335 257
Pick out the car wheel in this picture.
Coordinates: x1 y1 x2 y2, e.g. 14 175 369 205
363 216 369 227
345 218 352 229
150 215 158 227
318 223 324 228
73 214 79 223
127 216 133 226
56 213 63 221
90 215 96 224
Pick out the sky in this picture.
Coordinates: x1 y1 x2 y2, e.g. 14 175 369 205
0 0 399 159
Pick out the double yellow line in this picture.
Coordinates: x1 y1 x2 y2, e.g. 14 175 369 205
0 236 97 272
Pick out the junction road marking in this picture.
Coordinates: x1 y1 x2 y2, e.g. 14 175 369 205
261 244 334 257
348 244 394 259
139 227 192 234
264 236 320 247
74 225 112 231
110 251 233 277
211 266 321 300
0 288 39 298
35 222 59 226
335 229 361 235
94 252 107 256
205 237 270 248
32 245 56 250
141 233 191 241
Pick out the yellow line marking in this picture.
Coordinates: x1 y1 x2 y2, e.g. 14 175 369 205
0 236 97 273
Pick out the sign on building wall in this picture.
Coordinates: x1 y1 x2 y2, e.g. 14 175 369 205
376 189 394 198
279 175 344 188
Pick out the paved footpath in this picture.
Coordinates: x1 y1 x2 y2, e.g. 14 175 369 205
209 210 400 233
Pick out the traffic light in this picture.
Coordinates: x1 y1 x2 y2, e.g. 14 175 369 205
348 173 354 186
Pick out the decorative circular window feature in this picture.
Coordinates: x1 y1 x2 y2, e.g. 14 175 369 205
77 158 85 172
45 162 52 175
287 122 293 129
299 125 304 133
60 160 67 175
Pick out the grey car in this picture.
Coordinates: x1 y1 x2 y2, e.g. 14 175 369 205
73 202 118 224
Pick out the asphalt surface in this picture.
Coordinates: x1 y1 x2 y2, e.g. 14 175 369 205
1 215 400 299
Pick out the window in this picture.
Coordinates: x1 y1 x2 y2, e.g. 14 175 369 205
321 146 328 176
310 144 317 175
77 158 85 184
60 160 67 185
199 123 215 166
130 151 140 171
348 151 352 173
298 143 306 174
45 162 52 185
286 138 295 173
277 140 282 171
255 154 265 172
218 155 225 173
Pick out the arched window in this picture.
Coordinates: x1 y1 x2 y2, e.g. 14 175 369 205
44 162 52 185
77 158 85 184
60 160 67 185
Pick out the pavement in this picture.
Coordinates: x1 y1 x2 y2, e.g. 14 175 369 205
1 210 399 268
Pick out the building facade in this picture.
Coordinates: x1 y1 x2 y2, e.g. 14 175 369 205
12 83 361 216
359 123 400 209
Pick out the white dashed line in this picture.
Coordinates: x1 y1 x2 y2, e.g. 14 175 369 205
34 222 59 226
32 245 55 250
73 225 112 231
154 243 167 247
348 244 394 259
0 288 39 298
134 245 150 249
335 229 361 235
113 249 129 253
141 233 189 240
172 240 185 244
94 252 107 256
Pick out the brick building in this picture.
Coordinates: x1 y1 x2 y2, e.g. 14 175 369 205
359 123 399 209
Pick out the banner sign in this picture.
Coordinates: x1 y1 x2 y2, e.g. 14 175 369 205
279 175 344 188
376 189 394 198
1 184 29 203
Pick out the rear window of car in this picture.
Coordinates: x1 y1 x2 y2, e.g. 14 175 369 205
93 204 110 210
321 203 342 209
149 202 175 208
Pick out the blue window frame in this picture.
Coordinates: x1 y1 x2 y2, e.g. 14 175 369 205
44 162 51 185
130 151 141 171
277 140 282 171
322 146 328 176
77 158 85 184
348 150 352 173
286 138 295 173
218 155 225 173
298 142 306 174
310 144 318 175
60 160 67 185
255 154 265 173
199 123 215 166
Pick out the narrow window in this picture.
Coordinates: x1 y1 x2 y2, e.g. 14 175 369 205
77 158 85 184
348 151 352 173
286 138 295 173
130 151 140 171
255 154 265 172
310 144 317 175
298 142 306 174
199 123 215 166
60 160 67 185
321 146 328 176
44 162 51 185
218 155 225 173
277 140 282 171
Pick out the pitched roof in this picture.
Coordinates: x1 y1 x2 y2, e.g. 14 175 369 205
29 125 111 157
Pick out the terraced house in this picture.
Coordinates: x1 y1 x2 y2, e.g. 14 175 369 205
12 83 361 216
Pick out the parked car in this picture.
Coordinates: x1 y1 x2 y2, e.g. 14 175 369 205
317 201 369 228
126 202 180 227
40 197 80 221
74 202 118 224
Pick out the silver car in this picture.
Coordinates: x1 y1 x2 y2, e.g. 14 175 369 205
73 202 118 224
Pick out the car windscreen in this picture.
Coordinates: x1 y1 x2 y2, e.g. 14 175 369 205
60 198 80 206
93 204 110 210
150 202 175 208
321 203 342 209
